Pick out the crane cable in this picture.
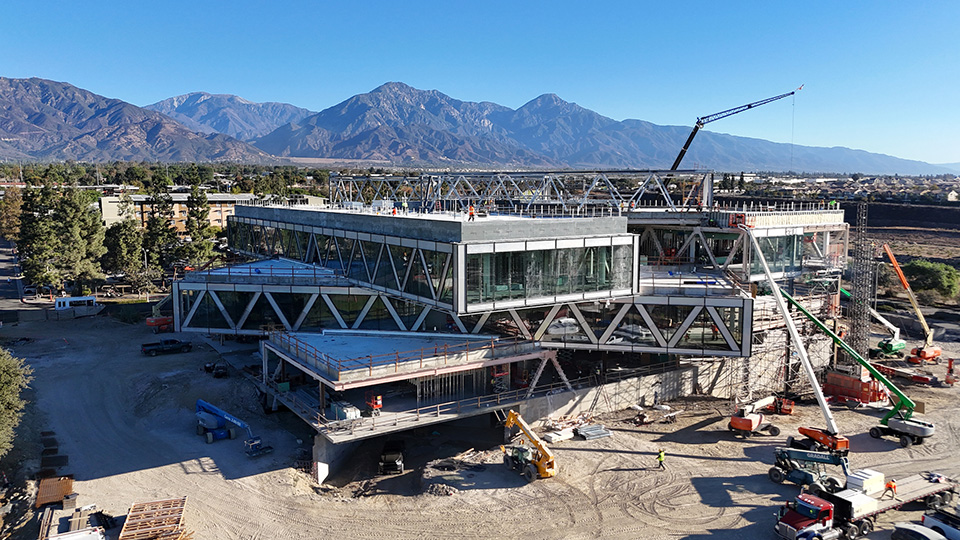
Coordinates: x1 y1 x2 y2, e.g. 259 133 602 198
790 84 803 172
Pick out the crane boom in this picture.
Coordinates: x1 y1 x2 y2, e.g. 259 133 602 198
740 227 842 437
779 290 917 423
196 399 255 439
504 410 556 465
882 244 934 348
671 88 799 170
839 287 902 343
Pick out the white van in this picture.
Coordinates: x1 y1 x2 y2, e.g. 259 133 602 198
54 296 97 311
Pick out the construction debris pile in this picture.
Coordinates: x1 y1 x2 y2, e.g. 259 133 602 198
542 412 610 442
421 448 496 496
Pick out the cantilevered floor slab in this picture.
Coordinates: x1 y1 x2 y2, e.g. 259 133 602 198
271 383 558 444
264 330 547 390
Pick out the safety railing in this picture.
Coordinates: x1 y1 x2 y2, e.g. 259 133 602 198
315 375 594 437
182 263 351 285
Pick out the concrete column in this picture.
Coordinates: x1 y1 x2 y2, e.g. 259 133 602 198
312 436 359 485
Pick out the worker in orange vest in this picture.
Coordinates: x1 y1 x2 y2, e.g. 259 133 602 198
468 204 475 222
882 478 897 499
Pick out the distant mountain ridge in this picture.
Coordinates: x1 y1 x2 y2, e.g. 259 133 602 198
0 78 268 162
145 92 315 141
0 77 952 173
249 82 950 174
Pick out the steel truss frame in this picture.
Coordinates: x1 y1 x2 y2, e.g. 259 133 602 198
329 170 713 213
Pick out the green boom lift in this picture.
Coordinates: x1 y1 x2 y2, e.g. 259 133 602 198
838 287 906 358
781 289 935 448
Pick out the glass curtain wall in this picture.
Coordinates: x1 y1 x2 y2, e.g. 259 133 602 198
750 235 801 276
466 245 632 304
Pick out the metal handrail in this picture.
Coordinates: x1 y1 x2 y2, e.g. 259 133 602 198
268 331 534 378
316 374 595 436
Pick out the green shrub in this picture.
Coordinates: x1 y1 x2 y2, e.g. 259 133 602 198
915 289 944 307
903 259 960 298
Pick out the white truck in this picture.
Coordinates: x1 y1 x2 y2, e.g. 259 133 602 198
775 472 956 539
922 504 960 540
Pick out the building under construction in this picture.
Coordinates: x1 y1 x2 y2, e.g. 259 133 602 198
170 170 849 481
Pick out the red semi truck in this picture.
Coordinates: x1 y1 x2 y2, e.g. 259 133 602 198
775 473 956 540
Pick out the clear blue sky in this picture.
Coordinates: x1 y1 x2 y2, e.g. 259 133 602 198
3 1 958 164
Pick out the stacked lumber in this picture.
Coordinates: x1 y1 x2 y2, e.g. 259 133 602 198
543 412 596 431
118 497 193 540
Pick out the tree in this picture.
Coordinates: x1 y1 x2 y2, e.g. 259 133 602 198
179 185 213 266
53 187 105 294
103 219 143 274
124 165 148 188
903 259 960 299
0 347 32 460
18 181 61 288
143 190 178 273
0 185 22 241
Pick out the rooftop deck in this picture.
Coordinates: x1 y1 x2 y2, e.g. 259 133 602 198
180 258 351 286
265 330 546 389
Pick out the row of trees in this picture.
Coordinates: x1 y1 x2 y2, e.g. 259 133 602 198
0 162 331 196
17 180 106 294
7 166 218 294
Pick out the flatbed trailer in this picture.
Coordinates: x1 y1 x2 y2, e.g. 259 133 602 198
825 473 955 517
776 472 956 539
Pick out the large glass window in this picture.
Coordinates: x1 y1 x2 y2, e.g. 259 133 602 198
464 243 633 305
190 293 230 329
750 235 801 276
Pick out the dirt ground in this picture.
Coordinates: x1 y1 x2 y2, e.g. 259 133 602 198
1 317 959 540
868 227 960 267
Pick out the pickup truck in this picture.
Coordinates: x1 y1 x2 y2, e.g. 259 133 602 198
141 339 193 356
378 440 405 475
923 504 960 540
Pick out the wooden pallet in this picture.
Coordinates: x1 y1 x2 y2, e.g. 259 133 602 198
118 497 190 540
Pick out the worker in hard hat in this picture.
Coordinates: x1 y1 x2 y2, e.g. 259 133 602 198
882 478 897 499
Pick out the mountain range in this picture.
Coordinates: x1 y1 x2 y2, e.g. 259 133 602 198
145 92 314 141
0 77 953 174
0 78 268 163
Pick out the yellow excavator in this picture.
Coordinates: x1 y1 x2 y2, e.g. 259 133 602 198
500 409 557 482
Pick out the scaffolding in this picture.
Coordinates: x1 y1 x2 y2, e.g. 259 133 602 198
848 202 874 360
692 289 833 404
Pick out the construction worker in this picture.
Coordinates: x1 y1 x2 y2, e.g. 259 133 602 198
468 204 475 222
883 478 897 499
656 449 666 471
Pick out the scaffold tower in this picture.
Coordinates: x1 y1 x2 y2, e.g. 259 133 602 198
849 202 874 359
